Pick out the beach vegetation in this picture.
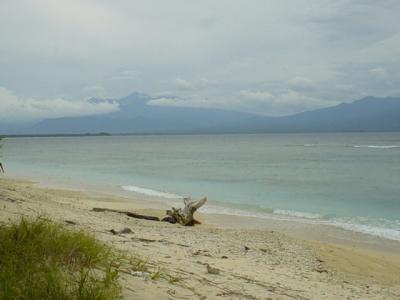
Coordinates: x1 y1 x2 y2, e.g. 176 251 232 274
0 218 121 300
166 274 183 284
0 217 184 299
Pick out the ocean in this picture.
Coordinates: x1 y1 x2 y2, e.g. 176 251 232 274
2 133 400 240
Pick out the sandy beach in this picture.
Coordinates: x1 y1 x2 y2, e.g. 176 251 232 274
1 176 399 299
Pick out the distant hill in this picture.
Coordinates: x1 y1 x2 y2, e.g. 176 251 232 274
2 95 400 134
222 96 400 133
28 92 255 134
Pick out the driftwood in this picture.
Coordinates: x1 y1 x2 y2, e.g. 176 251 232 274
92 196 207 226
92 207 160 221
163 197 207 226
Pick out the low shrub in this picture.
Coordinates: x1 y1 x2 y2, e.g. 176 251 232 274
0 218 121 300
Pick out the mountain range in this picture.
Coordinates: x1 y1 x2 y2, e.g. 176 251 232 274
2 94 400 135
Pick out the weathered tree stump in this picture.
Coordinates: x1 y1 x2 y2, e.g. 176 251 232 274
162 197 207 226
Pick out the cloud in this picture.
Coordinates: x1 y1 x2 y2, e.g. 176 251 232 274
288 77 315 90
239 89 337 115
240 89 324 106
1 0 400 118
171 78 218 92
369 67 386 78
147 97 212 108
82 86 106 98
147 97 180 107
239 90 275 102
173 78 196 91
0 87 118 123
335 84 353 91
148 89 337 116
273 90 331 107
110 70 139 81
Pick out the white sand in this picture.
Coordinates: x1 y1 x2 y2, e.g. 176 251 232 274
1 177 399 299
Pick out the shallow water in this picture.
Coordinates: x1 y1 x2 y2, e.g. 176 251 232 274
2 132 400 240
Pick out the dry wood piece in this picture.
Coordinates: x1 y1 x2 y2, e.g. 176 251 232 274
92 207 160 221
163 197 207 226
93 196 207 226
109 228 133 235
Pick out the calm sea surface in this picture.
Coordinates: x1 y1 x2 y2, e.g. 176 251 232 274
2 133 400 240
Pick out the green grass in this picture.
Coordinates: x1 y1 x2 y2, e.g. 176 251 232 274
0 218 121 300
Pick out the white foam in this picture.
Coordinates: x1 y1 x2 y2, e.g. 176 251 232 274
206 207 400 241
201 205 273 218
121 185 400 241
274 210 400 241
273 209 323 219
353 145 400 149
122 185 183 199
331 222 400 241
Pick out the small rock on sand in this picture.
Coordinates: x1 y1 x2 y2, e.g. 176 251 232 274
120 227 133 234
206 264 220 275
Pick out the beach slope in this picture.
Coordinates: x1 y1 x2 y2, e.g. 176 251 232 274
0 177 399 299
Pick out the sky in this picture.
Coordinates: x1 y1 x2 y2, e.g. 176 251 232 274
1 0 400 123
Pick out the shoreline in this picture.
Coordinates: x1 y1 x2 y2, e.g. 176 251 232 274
4 172 400 254
1 176 400 299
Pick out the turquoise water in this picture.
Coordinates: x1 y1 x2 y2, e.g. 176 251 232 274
2 133 400 240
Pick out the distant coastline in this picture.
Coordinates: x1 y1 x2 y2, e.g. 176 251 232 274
3 129 400 138
3 132 112 138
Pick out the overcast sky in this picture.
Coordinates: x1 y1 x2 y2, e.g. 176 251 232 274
1 0 400 122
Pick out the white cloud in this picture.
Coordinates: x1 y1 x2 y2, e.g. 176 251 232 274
147 97 211 108
335 84 353 91
82 86 106 98
238 89 338 115
1 0 400 118
288 77 315 90
147 89 337 116
274 90 331 107
147 97 181 107
239 90 275 101
110 70 139 81
369 67 386 78
240 89 329 107
173 78 196 91
0 87 118 123
170 77 218 92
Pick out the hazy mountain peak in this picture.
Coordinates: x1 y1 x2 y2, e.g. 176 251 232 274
118 92 151 105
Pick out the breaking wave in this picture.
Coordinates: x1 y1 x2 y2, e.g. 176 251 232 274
121 185 400 241
353 145 400 149
122 185 183 199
